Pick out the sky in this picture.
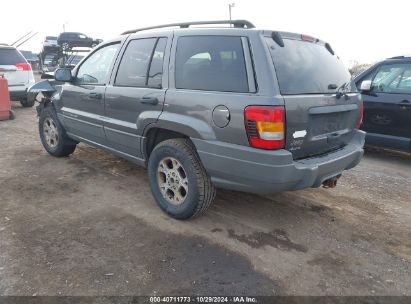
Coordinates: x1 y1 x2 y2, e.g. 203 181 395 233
1 0 410 67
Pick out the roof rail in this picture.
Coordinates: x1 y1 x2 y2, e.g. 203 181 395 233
121 20 255 35
389 55 411 59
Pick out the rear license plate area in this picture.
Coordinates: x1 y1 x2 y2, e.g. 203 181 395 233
311 113 347 136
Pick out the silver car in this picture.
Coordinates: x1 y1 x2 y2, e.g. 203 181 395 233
0 44 35 107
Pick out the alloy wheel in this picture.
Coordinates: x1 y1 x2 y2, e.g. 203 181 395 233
43 117 59 148
157 157 188 205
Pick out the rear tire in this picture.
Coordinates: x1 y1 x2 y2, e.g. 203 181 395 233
39 106 76 157
20 98 35 108
148 138 216 220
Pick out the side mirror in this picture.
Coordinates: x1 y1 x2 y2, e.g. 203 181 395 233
54 68 72 82
360 80 372 92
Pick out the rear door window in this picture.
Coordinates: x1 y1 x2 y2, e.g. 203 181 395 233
175 36 249 93
0 49 26 65
115 37 167 88
266 37 352 95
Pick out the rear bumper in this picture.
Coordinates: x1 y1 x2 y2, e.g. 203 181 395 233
192 130 365 194
9 88 28 100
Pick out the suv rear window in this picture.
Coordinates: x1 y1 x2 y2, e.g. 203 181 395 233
175 36 249 93
266 38 352 95
0 48 26 65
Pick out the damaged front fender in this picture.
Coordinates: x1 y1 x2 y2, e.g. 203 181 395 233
27 80 64 116
27 80 56 104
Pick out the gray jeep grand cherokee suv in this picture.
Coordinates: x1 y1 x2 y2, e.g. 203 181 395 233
30 20 365 219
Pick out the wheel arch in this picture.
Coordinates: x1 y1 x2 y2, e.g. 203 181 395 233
143 127 189 162
142 114 216 161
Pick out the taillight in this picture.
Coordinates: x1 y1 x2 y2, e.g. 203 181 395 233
15 63 32 71
358 99 364 128
245 106 285 150
301 34 316 42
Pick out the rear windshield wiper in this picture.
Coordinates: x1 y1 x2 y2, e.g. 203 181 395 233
328 82 350 99
335 82 350 99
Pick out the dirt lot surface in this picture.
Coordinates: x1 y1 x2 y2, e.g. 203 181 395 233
0 101 410 296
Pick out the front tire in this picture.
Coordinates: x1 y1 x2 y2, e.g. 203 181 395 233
39 106 77 157
148 138 216 220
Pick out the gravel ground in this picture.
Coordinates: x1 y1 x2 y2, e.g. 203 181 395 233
0 101 410 296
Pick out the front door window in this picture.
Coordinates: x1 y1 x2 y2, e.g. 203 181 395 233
76 44 120 85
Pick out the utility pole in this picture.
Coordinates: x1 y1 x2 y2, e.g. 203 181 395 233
63 21 68 32
229 3 235 22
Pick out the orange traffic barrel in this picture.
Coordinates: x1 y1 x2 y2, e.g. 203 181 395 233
0 75 14 121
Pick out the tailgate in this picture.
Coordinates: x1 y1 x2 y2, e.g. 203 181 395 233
285 94 362 159
0 65 28 87
264 33 360 159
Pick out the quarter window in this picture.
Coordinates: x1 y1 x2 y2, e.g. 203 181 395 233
76 43 119 85
148 38 167 88
115 37 167 88
175 36 249 93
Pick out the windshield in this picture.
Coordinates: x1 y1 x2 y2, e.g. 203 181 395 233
266 37 353 95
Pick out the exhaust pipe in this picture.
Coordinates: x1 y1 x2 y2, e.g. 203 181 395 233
322 175 341 189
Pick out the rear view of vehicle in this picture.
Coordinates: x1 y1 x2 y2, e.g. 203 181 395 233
265 32 364 161
42 36 59 52
0 45 35 107
146 27 365 218
41 53 59 73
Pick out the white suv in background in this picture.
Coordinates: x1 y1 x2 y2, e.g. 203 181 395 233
0 44 36 107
